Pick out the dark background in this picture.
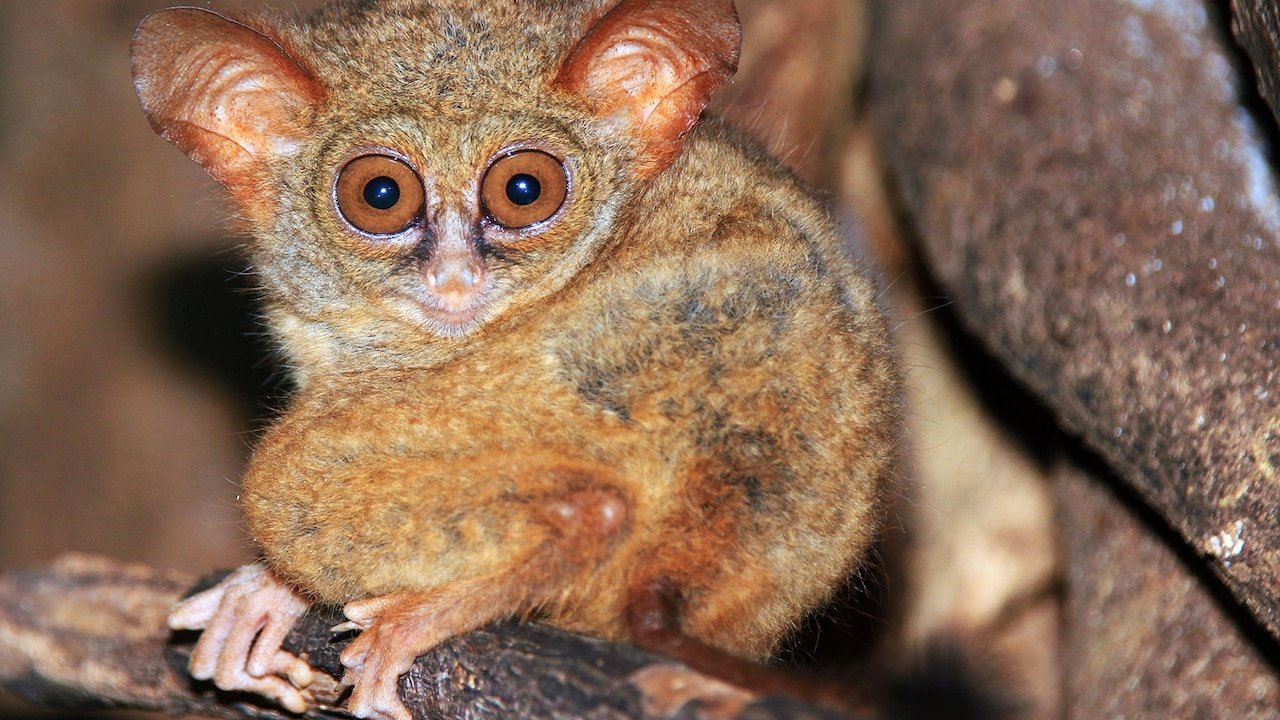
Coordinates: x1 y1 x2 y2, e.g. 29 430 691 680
0 3 319 716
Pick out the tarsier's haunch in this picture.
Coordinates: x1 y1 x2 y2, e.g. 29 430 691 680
131 0 901 718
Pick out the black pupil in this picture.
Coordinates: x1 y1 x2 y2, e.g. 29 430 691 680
506 174 541 206
363 176 400 210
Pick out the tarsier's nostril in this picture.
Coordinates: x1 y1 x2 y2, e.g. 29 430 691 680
429 259 479 292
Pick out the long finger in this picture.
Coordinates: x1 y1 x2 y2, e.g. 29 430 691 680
213 593 268 689
168 584 228 630
248 609 298 677
232 672 310 715
188 585 250 681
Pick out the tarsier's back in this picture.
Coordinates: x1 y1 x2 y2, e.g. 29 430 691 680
133 0 900 718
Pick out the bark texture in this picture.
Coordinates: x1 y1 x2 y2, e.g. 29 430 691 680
1058 462 1280 717
1233 0 1280 129
871 0 1280 640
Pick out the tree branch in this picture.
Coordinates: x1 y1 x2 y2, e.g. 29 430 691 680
0 554 846 720
1232 0 1280 130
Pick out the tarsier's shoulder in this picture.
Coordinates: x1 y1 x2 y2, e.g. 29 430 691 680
544 132 891 424
583 118 875 328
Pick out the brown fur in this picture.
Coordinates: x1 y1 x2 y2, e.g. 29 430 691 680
133 0 901 707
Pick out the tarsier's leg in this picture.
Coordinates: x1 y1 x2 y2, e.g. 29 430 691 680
168 564 313 712
337 487 628 720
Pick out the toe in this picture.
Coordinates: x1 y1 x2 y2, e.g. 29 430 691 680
342 595 398 624
349 672 411 720
339 633 372 673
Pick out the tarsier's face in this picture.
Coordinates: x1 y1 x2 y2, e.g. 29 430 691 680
334 146 567 243
329 142 568 336
278 106 615 341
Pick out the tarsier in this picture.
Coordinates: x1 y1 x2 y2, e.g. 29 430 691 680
131 0 901 718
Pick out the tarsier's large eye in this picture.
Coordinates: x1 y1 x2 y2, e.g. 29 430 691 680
481 150 568 229
335 155 425 235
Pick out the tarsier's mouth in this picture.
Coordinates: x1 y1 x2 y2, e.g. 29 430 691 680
422 305 483 333
411 292 492 337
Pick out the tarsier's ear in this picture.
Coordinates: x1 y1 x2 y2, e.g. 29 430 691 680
131 8 323 195
555 0 741 178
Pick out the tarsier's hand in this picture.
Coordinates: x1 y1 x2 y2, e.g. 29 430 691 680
168 564 313 712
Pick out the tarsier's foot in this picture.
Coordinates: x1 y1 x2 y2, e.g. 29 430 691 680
169 563 313 713
336 590 487 720
334 491 626 720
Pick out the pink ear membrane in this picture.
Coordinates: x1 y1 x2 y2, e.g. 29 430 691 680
555 0 742 178
131 7 323 192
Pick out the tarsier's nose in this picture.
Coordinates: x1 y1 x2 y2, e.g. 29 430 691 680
428 256 480 294
424 250 486 310
424 207 486 308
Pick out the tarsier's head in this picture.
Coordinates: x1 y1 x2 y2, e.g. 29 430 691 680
131 0 740 375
